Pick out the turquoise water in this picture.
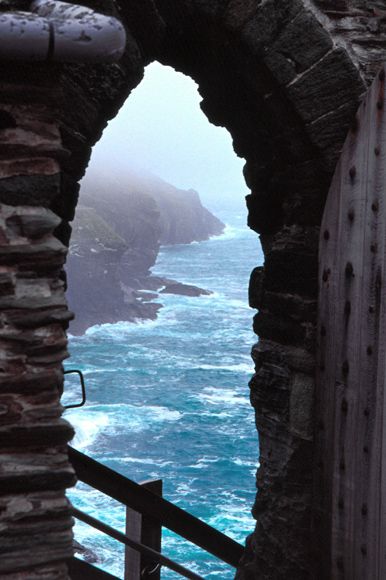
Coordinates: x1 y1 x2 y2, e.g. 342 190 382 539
63 204 263 579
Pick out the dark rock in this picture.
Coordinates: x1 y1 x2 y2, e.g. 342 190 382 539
152 185 224 245
250 346 291 419
160 282 211 296
262 292 317 323
264 249 318 298
0 175 61 208
5 209 61 240
263 9 333 86
253 312 306 345
249 266 264 309
242 0 303 55
135 290 159 302
0 274 14 297
246 191 283 235
66 169 221 333
73 540 100 564
287 48 366 124
8 307 74 329
0 420 74 448
0 1 31 10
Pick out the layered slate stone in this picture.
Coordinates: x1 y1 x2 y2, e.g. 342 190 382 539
0 68 75 576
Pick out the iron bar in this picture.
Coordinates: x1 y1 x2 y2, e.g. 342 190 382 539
72 507 204 580
68 446 244 568
64 370 86 409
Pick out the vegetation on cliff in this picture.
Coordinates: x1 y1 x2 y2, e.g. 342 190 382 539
66 169 224 334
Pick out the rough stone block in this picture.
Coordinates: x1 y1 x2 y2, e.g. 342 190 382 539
0 158 59 180
0 273 14 297
264 9 333 86
242 0 303 55
0 174 60 207
0 123 62 150
5 208 61 240
0 562 69 579
271 159 330 197
246 191 283 234
286 47 365 124
249 356 290 420
0 370 62 395
224 0 259 30
0 527 74 574
263 291 317 323
7 307 73 330
252 339 316 375
306 99 361 170
264 249 318 297
249 266 265 309
289 372 314 439
253 312 306 345
0 420 74 449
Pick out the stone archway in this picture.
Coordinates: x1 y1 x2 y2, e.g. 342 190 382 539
1 1 385 579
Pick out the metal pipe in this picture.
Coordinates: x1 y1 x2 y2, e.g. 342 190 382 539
0 0 126 62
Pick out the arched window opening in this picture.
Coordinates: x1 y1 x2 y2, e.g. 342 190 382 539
62 62 262 579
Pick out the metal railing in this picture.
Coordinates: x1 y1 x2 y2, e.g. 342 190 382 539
68 446 244 579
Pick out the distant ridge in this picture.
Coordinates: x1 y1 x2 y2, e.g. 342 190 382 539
66 168 225 334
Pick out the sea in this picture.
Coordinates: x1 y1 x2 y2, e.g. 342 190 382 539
63 202 263 579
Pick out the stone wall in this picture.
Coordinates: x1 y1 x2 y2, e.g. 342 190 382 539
1 1 386 578
0 65 75 576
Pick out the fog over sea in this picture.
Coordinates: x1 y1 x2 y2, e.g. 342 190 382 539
63 201 263 579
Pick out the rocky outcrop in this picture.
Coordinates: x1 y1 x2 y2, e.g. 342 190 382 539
66 204 162 334
160 282 211 297
65 170 223 334
81 168 224 246
149 183 224 245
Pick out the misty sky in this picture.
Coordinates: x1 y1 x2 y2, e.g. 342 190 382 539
86 62 249 208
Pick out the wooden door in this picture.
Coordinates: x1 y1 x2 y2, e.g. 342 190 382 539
315 64 386 579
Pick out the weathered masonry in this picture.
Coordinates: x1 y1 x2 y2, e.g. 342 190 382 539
1 1 386 579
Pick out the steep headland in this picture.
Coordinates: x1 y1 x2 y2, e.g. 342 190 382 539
66 169 224 334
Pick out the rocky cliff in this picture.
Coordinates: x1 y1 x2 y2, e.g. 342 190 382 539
65 169 224 334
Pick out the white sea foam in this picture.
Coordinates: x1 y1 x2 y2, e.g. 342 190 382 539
72 403 183 437
66 410 109 450
174 359 253 373
232 458 258 467
119 456 173 467
84 318 162 337
225 298 251 309
196 362 253 373
82 368 117 375
145 405 182 421
198 411 232 419
175 483 192 497
213 224 242 241
66 402 181 451
193 387 250 407
190 456 220 469
209 512 254 533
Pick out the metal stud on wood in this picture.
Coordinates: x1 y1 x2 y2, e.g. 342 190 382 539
314 62 386 579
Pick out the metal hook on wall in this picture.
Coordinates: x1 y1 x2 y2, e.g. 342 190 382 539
63 369 87 409
141 562 162 578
